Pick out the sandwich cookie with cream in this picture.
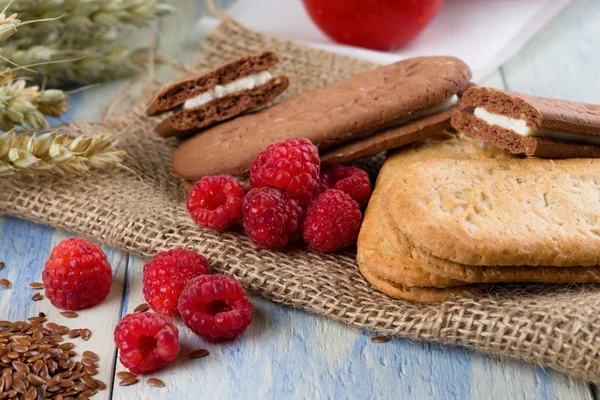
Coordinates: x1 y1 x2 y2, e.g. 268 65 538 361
147 51 289 138
171 56 472 181
452 87 600 158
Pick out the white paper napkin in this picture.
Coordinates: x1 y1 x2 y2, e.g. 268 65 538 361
197 0 571 82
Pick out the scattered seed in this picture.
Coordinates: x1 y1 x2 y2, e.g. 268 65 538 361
119 376 139 386
116 371 136 380
188 349 209 358
147 377 165 387
371 335 389 343
80 375 97 388
82 351 98 362
81 358 96 369
134 303 149 313
28 282 44 290
0 279 11 289
59 311 77 319
31 293 43 301
37 312 45 318
24 386 37 400
0 261 4 270
79 329 91 341
67 329 80 339
12 378 25 393
95 379 107 390
27 373 45 387
59 342 74 351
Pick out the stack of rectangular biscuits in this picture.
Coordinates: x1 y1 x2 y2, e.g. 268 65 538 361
358 132 600 303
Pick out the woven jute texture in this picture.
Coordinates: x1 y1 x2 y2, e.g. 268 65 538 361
2 18 600 383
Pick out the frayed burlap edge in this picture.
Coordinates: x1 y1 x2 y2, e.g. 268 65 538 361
1 18 600 384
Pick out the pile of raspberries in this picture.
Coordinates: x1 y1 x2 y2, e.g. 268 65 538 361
186 138 372 253
42 238 253 375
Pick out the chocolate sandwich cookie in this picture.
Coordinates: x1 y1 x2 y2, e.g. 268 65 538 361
147 51 289 137
452 87 600 158
172 56 472 181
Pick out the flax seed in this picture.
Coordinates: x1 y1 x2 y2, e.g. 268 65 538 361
81 358 96 369
79 329 91 341
188 349 209 358
147 377 165 387
59 312 77 319
0 279 11 289
134 303 149 313
28 283 44 290
66 329 80 339
24 386 37 400
116 371 136 380
82 351 98 362
371 335 388 343
119 376 139 386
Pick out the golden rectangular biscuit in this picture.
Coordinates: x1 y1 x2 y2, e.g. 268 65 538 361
359 132 600 303
386 158 600 267
358 132 499 288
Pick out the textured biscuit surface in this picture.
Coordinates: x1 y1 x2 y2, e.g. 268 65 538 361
388 158 600 267
156 76 289 138
358 133 512 291
172 56 472 180
147 51 279 115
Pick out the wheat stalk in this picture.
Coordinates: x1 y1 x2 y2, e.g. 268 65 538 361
0 128 126 176
0 0 173 27
0 10 20 41
1 44 144 86
0 78 69 130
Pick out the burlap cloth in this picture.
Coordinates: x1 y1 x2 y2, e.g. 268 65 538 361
2 19 600 383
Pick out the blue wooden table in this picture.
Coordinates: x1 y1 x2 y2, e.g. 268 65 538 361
2 0 600 399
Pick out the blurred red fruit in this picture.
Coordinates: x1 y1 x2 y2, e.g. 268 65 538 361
302 0 443 51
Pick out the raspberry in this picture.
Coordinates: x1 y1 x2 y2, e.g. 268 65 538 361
242 187 304 250
302 189 362 253
250 138 320 206
178 274 253 342
114 312 180 374
143 248 210 316
186 175 245 231
318 165 372 205
42 238 112 311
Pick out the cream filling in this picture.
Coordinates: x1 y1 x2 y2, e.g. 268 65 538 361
406 94 458 123
183 71 273 109
474 107 600 146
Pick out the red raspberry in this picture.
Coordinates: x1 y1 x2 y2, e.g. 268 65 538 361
318 165 372 205
42 238 112 311
186 175 245 231
143 248 210 316
178 274 253 342
302 189 362 253
242 187 304 250
250 138 320 206
114 312 180 374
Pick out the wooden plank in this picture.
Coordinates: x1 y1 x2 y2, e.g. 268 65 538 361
501 0 600 102
0 217 127 400
112 252 592 400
